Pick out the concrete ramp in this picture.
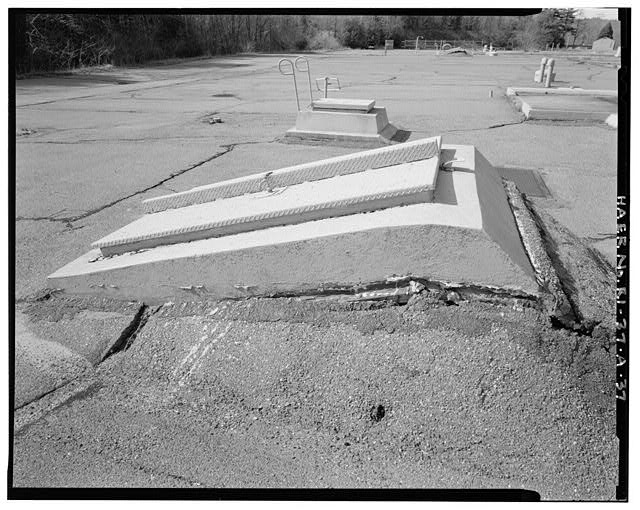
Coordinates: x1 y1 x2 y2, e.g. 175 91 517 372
94 158 440 257
48 137 539 302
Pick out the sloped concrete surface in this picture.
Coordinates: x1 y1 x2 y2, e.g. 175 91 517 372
19 298 144 365
14 311 93 409
142 136 441 213
48 145 538 301
93 157 440 256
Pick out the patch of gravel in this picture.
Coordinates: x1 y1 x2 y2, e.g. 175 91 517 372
13 294 617 499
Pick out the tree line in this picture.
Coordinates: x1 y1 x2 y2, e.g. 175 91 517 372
13 11 620 74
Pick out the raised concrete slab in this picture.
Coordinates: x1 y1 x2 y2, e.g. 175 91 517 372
19 299 144 365
592 37 616 53
15 311 93 409
507 87 617 97
285 102 399 146
48 142 539 301
312 98 375 112
507 87 617 123
287 107 397 145
518 96 616 121
143 136 441 213
94 156 440 256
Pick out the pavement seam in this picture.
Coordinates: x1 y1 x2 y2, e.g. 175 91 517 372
441 119 525 134
13 373 99 433
14 138 277 226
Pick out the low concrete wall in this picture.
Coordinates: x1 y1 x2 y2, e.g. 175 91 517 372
294 107 390 136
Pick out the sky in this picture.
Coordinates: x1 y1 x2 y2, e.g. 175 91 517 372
576 7 619 20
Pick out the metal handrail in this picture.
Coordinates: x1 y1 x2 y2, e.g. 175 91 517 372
294 56 314 107
279 56 342 109
278 58 299 111
315 76 341 99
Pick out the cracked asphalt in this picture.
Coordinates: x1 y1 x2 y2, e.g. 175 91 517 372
15 50 617 299
12 50 619 499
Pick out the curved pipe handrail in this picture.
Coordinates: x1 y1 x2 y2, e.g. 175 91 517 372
278 58 300 111
294 56 313 107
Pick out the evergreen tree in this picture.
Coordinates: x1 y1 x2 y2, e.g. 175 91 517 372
597 21 613 40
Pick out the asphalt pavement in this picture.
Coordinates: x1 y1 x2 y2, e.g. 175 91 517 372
12 49 620 499
15 50 617 300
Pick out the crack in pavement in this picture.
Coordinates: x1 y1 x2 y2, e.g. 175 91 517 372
586 68 607 81
15 138 276 226
583 233 617 242
440 119 525 134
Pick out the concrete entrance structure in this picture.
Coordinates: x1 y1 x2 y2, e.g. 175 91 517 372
285 98 399 145
507 87 617 124
279 56 399 146
48 136 539 302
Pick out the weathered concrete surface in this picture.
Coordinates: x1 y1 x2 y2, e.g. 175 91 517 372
14 296 143 414
507 87 617 122
14 311 93 409
141 136 441 213
507 87 617 96
312 98 375 112
93 157 440 256
287 107 397 145
18 297 144 365
519 95 616 122
48 145 538 301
